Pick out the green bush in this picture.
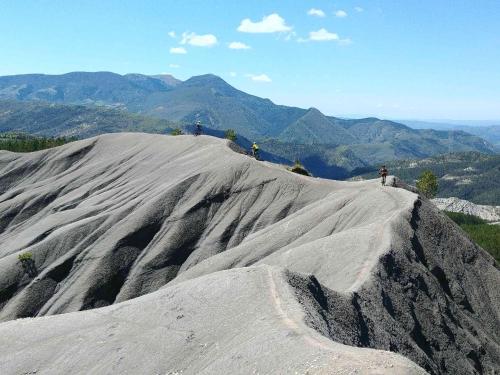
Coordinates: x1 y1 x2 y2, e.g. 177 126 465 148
171 128 183 136
18 252 33 262
416 170 438 198
289 160 311 176
224 129 237 142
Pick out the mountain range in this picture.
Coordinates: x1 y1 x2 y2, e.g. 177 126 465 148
401 120 500 149
0 72 497 178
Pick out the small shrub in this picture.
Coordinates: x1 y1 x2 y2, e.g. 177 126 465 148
18 252 33 262
416 170 438 198
171 128 183 136
225 129 237 142
289 160 311 176
18 251 37 277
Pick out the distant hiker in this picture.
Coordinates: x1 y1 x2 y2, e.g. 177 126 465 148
194 120 202 136
379 165 388 186
251 142 260 160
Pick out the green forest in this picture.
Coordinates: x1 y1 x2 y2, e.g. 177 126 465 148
0 132 76 152
445 211 499 263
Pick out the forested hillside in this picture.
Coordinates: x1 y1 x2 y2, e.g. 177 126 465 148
356 152 500 205
0 100 176 138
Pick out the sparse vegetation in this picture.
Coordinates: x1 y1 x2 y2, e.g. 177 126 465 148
224 129 237 142
445 211 499 263
171 128 183 136
289 160 311 176
18 251 37 277
416 170 438 198
18 252 33 262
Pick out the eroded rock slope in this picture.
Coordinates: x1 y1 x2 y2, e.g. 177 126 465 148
0 133 498 374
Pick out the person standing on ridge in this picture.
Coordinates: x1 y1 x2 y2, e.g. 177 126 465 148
379 165 388 186
194 120 202 136
251 142 260 160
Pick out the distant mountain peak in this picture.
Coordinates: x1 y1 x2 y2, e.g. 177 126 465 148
179 74 241 98
150 74 182 87
183 74 230 87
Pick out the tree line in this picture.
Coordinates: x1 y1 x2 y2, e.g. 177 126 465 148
0 133 77 152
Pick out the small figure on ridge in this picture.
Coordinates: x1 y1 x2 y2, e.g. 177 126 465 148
251 142 260 160
379 165 388 186
194 120 202 136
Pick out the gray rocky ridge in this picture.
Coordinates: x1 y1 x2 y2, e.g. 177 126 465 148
0 133 498 374
432 197 500 223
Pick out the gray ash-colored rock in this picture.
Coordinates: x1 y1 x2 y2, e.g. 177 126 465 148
432 197 500 222
0 133 498 374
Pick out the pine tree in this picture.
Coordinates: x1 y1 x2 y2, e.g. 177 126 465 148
416 170 438 198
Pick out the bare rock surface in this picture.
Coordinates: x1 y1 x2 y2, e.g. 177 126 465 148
432 197 500 222
0 133 499 374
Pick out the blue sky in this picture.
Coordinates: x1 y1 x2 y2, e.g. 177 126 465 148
1 0 499 120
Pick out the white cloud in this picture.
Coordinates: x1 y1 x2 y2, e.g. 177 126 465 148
181 32 217 47
355 6 364 12
169 47 187 54
229 72 237 77
169 64 180 68
307 8 325 17
168 31 176 38
237 13 292 33
229 41 251 50
298 29 351 44
335 10 348 17
247 73 272 82
309 28 339 41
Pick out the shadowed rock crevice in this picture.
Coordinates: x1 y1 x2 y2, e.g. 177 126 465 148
82 222 163 309
0 283 18 310
0 188 63 232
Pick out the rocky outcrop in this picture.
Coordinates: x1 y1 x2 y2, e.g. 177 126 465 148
432 197 500 222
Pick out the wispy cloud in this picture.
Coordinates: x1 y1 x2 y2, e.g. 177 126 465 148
169 64 180 68
229 72 237 77
307 8 325 18
334 10 348 18
285 31 297 41
169 47 187 54
297 28 351 44
309 28 339 41
246 73 272 82
181 32 217 47
338 38 352 46
354 6 364 13
168 31 176 38
237 13 292 33
228 41 251 50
